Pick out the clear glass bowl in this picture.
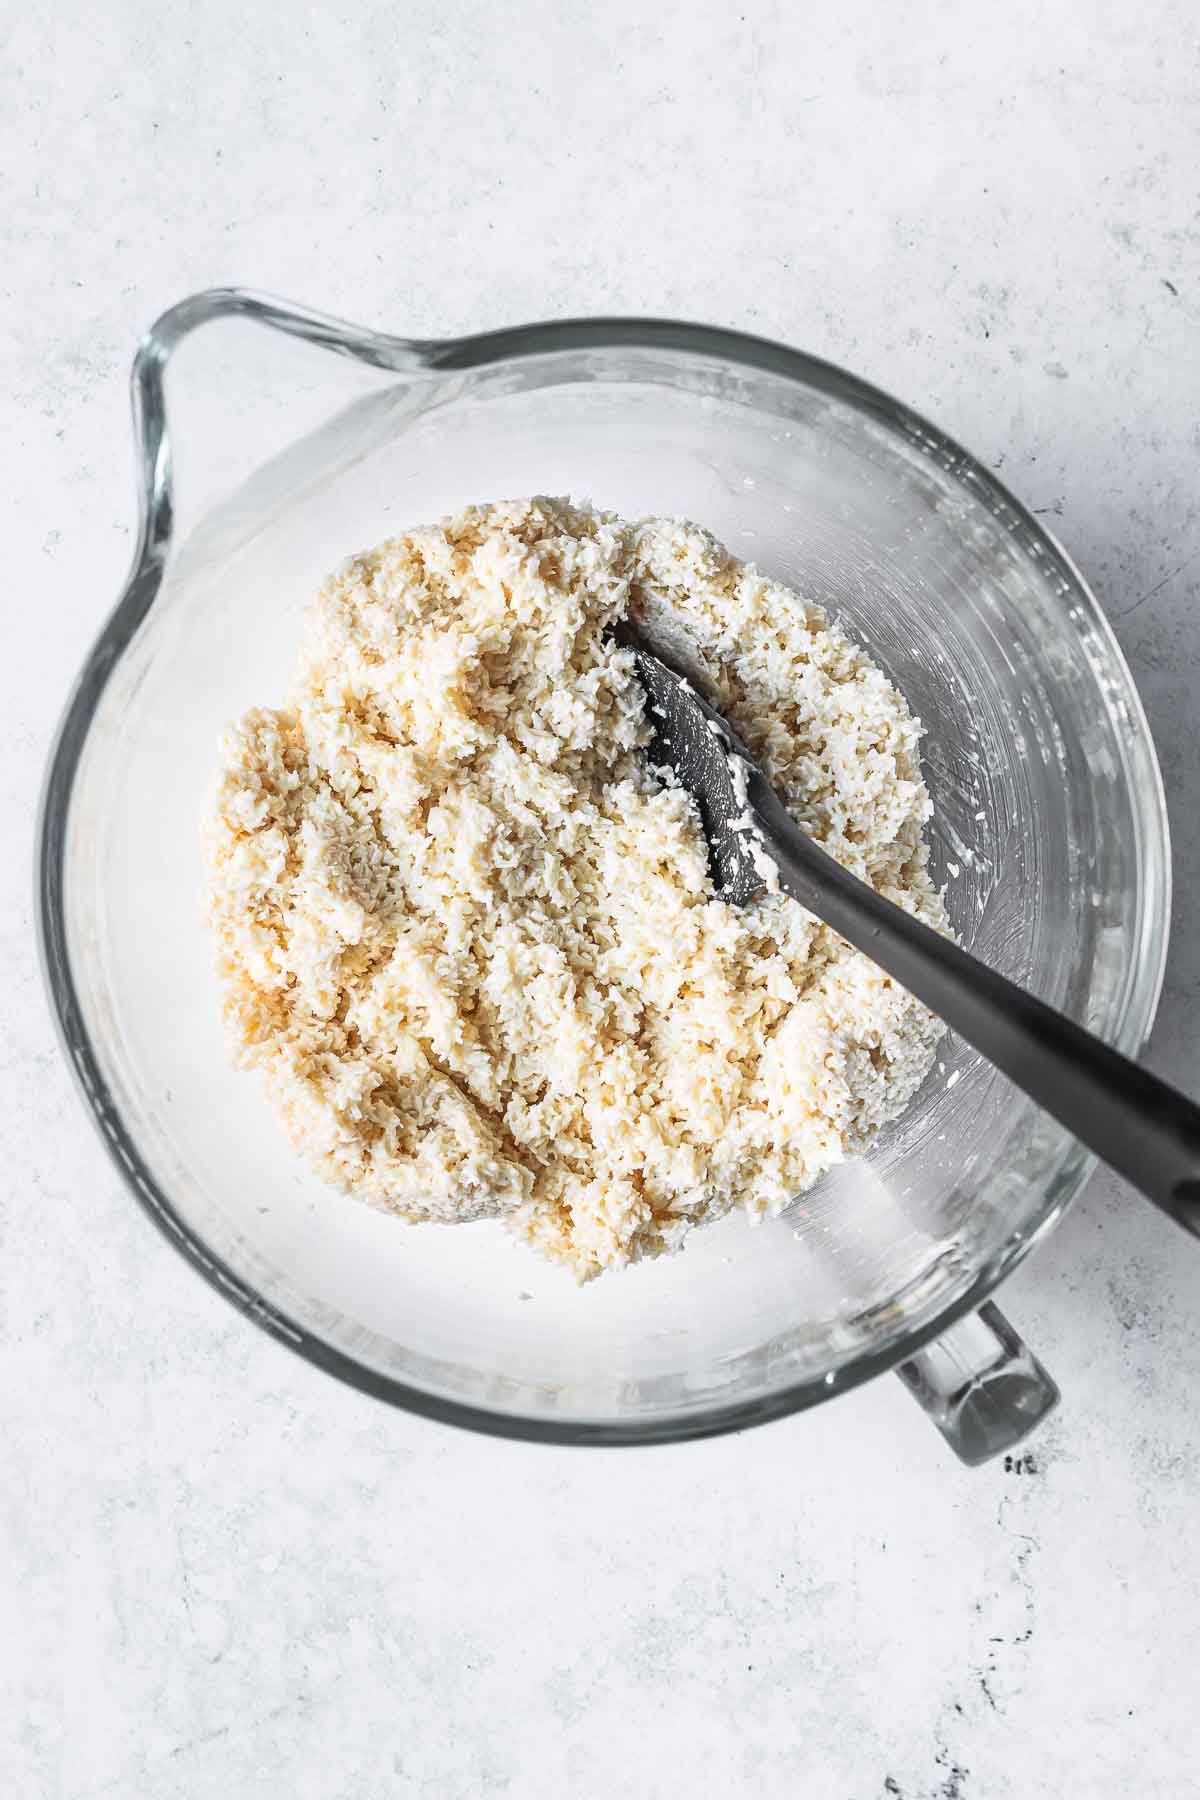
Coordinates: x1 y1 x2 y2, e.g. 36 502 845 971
38 292 1171 1461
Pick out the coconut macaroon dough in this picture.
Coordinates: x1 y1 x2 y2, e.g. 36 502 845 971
205 497 945 1279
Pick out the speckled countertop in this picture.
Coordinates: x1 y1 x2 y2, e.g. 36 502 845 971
4 4 1199 1796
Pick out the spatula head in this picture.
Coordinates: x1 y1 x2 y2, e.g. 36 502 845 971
615 624 773 907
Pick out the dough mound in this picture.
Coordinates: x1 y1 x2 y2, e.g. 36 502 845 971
205 497 944 1278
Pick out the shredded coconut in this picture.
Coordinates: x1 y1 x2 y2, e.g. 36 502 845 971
205 497 946 1279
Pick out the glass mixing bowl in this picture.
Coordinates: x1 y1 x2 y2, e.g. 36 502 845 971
38 292 1171 1463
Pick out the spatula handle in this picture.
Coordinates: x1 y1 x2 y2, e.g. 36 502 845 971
751 772 1200 1235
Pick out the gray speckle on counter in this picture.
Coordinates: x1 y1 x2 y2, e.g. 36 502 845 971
4 3 1200 1796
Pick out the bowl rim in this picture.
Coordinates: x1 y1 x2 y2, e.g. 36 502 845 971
36 287 1173 1445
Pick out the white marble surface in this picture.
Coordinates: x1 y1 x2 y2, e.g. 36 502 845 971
4 4 1200 1796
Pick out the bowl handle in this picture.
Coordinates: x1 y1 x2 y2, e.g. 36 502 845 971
895 1301 1058 1466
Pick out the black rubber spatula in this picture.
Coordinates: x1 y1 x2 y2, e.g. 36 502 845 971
618 625 1200 1236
